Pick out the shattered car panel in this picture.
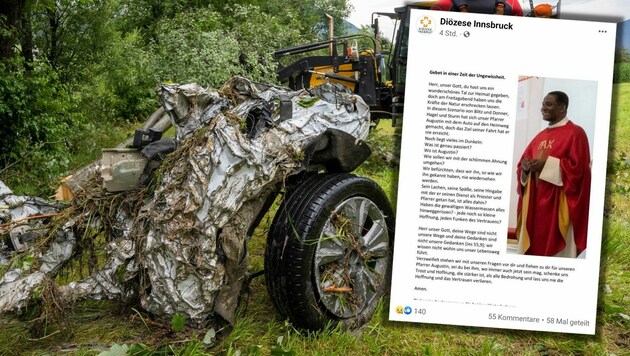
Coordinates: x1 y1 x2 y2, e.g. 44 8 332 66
0 77 371 326
0 184 62 254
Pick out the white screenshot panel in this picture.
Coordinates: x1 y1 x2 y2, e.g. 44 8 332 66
389 9 616 334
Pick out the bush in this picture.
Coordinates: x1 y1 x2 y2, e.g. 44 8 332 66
153 9 243 86
0 57 85 193
81 30 158 123
613 62 630 83
0 56 132 195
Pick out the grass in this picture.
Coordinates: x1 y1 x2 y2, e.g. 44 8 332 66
608 83 630 218
1 86 629 354
356 123 401 207
613 62 630 84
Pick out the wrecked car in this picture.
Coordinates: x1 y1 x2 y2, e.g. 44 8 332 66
0 76 394 331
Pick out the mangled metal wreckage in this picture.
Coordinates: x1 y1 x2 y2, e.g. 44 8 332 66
0 76 394 331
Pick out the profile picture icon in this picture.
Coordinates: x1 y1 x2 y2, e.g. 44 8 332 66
417 16 436 34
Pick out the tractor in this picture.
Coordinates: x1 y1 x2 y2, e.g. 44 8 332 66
263 3 426 331
265 0 557 330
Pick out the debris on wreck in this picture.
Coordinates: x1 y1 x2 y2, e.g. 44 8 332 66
0 76 372 327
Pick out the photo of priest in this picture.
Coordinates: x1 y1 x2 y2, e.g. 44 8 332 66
514 90 592 258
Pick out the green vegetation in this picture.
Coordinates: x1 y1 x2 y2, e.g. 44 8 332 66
614 48 630 83
0 0 352 195
171 312 188 333
1 101 629 353
608 83 630 215
613 62 630 83
357 123 401 206
0 1 628 353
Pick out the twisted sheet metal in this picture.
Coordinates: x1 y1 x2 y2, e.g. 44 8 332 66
0 77 370 326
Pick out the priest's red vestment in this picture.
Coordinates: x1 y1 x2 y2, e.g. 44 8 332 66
516 120 591 256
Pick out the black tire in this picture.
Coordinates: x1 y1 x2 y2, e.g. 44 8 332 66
264 173 395 330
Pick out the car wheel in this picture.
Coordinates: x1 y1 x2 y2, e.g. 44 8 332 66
264 173 394 330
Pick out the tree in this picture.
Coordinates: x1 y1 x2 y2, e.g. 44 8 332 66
0 0 27 59
0 0 354 194
615 48 630 63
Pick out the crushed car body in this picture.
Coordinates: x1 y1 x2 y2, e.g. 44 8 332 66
0 76 372 326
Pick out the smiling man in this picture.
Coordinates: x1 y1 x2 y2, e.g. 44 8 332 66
515 91 591 258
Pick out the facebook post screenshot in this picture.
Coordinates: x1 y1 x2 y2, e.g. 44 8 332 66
389 9 616 334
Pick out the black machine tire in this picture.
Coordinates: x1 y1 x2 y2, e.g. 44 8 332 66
264 173 395 330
